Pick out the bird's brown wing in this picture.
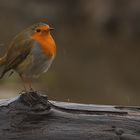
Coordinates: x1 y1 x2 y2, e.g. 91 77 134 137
0 39 32 78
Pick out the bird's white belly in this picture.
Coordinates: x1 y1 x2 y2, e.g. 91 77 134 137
28 53 54 78
16 42 54 78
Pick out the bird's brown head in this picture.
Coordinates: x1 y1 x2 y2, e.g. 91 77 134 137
31 23 54 37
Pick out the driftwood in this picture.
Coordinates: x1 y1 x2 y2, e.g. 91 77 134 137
0 91 139 140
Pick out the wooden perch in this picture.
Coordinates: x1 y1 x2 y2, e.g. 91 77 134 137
0 91 140 140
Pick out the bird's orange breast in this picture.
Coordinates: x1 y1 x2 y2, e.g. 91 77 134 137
32 33 56 59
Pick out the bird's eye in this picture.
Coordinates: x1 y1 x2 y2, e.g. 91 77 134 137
36 29 41 32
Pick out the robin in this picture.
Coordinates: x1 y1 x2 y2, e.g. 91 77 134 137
0 22 56 92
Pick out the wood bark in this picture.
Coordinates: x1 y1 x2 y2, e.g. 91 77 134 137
0 91 139 140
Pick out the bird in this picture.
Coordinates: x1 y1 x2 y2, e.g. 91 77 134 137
0 22 56 92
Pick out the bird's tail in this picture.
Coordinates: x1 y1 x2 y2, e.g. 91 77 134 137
0 55 6 79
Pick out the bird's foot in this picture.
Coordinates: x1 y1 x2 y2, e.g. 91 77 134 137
19 90 27 94
19 88 35 94
29 87 34 92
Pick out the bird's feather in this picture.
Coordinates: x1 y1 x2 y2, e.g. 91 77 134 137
0 37 32 78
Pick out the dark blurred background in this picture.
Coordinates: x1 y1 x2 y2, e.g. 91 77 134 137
0 0 140 105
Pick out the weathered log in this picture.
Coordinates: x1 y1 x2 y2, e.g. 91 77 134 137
0 91 139 140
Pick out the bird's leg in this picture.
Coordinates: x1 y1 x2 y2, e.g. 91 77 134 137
19 74 37 106
19 74 28 93
28 79 34 92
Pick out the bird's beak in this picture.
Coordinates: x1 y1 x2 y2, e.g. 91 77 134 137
49 27 54 31
43 27 54 33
